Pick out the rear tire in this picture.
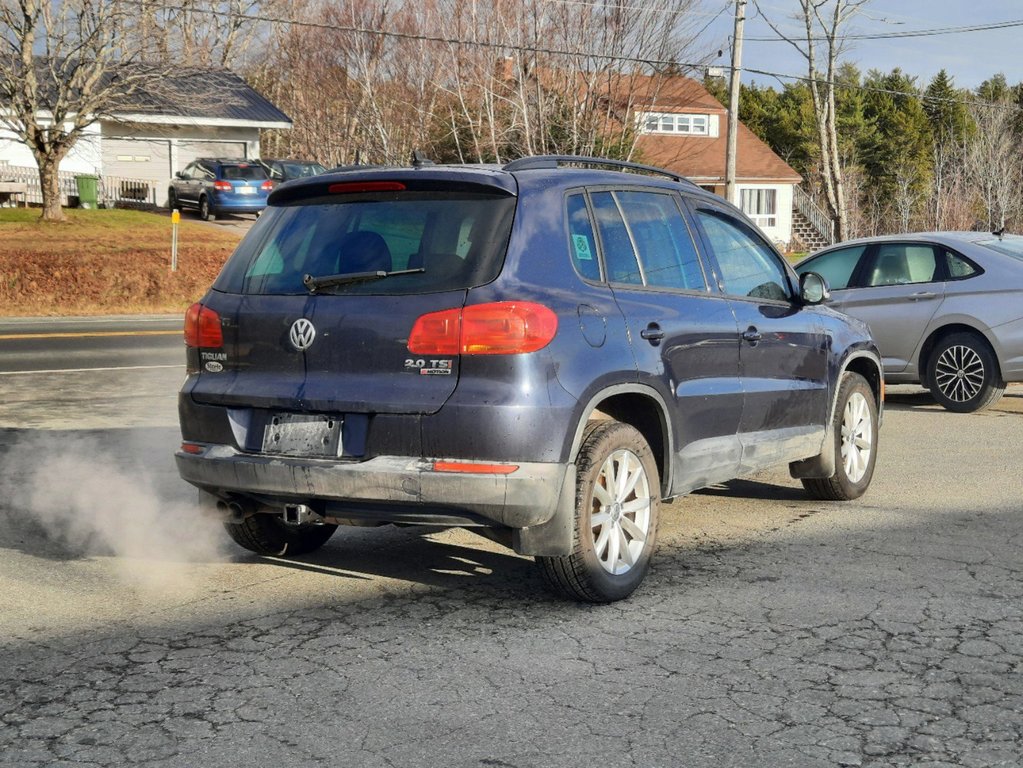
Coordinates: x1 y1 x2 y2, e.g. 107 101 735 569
926 332 1004 413
802 372 878 501
537 421 660 603
224 515 337 556
199 196 215 221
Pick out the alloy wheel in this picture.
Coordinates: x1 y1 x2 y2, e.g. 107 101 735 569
589 449 652 575
841 391 873 484
934 344 985 403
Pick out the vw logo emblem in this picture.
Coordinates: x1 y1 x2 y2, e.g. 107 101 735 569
289 318 316 351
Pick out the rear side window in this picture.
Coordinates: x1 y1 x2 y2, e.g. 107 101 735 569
567 193 601 281
865 244 938 286
215 193 515 295
945 249 979 279
589 190 706 291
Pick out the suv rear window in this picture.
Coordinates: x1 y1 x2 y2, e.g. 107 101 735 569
221 164 267 180
214 193 516 295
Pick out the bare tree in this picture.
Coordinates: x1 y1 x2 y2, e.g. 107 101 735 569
756 0 869 242
439 0 705 163
255 0 708 167
965 100 1020 231
1 0 282 221
0 1 164 220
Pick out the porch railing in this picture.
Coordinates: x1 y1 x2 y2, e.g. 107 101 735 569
793 185 834 246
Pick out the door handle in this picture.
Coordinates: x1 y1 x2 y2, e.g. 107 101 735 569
742 327 762 344
908 291 937 301
640 323 664 344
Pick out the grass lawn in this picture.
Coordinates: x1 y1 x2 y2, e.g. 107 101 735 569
0 208 242 316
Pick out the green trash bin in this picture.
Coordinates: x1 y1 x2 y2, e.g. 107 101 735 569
75 175 99 209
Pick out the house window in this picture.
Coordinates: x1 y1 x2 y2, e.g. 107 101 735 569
740 188 777 228
641 112 709 136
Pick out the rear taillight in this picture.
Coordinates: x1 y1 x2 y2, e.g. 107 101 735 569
261 180 273 191
213 180 232 192
408 302 557 356
184 302 224 348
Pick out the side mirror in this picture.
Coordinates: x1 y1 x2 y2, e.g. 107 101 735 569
799 271 831 305
175 171 187 179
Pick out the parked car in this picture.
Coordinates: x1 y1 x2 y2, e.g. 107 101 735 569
168 158 272 220
176 155 883 602
258 158 327 185
795 232 1023 412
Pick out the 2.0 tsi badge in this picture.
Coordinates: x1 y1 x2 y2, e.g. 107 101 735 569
289 318 316 350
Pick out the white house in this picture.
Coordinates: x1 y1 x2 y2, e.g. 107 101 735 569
0 68 291 206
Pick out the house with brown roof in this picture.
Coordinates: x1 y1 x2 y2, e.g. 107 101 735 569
630 75 803 248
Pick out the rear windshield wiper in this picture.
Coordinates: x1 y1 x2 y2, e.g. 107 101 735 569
302 267 425 293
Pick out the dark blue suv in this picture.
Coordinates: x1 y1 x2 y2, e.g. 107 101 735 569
177 155 883 602
168 158 272 220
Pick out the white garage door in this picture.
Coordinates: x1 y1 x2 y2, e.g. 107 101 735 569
104 138 173 185
176 141 247 173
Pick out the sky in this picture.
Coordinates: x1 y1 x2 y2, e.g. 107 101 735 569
699 1 1023 92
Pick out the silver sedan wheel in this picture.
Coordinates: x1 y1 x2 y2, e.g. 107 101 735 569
590 449 652 575
934 344 985 403
841 390 873 484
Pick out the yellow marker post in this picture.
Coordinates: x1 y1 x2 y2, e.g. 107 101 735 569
171 209 180 272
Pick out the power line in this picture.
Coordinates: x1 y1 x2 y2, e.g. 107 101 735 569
122 0 1021 114
745 17 1023 43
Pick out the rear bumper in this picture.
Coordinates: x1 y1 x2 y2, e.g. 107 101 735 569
211 201 266 213
175 444 569 530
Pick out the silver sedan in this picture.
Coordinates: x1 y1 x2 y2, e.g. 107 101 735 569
796 232 1023 412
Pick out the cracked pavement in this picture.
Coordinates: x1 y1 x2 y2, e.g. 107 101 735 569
1 375 1021 767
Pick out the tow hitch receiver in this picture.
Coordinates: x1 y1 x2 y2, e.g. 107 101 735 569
283 504 319 525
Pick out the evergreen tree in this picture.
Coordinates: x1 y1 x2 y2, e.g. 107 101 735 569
923 69 972 145
860 68 932 229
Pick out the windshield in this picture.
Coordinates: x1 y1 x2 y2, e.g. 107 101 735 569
283 162 326 178
976 236 1023 262
214 192 516 296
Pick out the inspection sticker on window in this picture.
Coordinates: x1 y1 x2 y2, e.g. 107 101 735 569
573 235 594 261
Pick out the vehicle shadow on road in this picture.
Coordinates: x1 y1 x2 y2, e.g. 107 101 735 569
694 478 808 502
252 525 542 595
883 388 939 411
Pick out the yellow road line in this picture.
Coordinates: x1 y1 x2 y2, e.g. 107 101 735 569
0 330 181 341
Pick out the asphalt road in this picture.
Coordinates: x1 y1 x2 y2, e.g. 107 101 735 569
0 315 184 373
1 320 1021 767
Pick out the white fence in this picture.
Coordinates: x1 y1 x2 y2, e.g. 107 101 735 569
0 164 159 208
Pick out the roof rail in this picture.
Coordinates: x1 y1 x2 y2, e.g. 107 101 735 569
502 155 694 186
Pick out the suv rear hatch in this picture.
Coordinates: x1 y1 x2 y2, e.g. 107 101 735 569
187 171 517 417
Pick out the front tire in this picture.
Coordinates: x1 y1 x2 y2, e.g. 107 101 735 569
537 421 660 603
803 372 878 501
224 515 337 556
927 332 1004 412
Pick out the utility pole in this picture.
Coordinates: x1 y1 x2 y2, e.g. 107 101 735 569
725 0 746 205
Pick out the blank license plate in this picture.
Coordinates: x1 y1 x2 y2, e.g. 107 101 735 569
262 413 342 457
236 186 256 194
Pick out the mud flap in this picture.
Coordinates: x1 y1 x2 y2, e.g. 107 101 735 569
788 424 836 480
512 465 576 556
